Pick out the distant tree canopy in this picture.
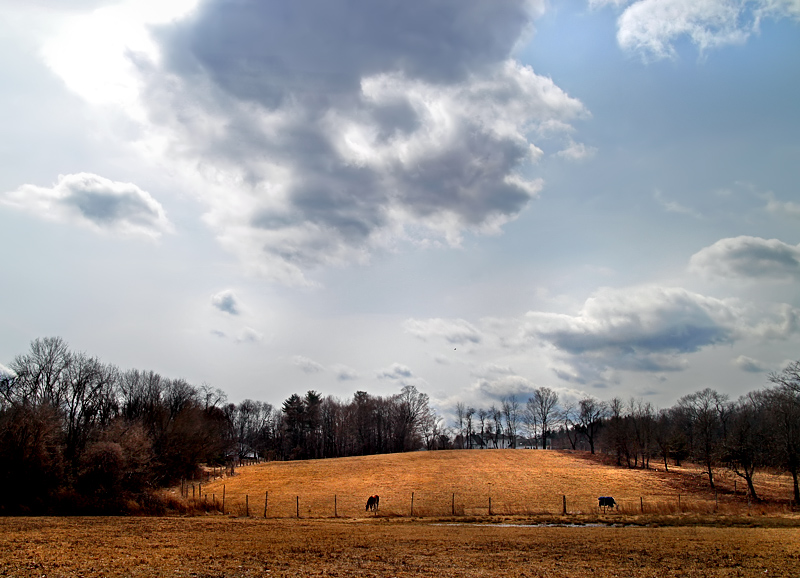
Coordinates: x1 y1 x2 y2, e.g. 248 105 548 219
0 337 440 513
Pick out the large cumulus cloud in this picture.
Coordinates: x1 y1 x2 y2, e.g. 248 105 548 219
1 172 173 239
523 285 799 382
525 286 738 374
130 0 586 283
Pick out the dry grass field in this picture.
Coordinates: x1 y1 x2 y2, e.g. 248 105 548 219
2 451 799 577
188 450 797 518
1 516 799 577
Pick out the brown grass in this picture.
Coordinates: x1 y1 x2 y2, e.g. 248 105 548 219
2 516 799 577
185 449 798 519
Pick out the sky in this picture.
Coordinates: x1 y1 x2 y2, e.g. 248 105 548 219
1 0 799 418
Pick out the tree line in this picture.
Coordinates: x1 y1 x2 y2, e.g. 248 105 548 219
448 368 800 504
2 336 797 511
0 337 437 513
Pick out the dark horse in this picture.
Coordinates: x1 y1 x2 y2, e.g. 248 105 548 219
366 495 380 512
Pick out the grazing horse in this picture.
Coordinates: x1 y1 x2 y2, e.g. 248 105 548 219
598 496 617 511
366 495 380 512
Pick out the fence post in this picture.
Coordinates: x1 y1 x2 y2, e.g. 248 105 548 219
411 492 415 517
246 494 249 517
640 497 643 513
678 494 681 509
296 496 300 518
562 495 567 515
264 491 268 518
335 495 338 518
452 493 455 516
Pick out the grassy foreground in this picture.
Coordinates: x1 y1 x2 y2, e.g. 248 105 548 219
1 516 799 577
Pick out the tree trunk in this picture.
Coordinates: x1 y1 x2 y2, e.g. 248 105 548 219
706 462 715 488
790 465 799 504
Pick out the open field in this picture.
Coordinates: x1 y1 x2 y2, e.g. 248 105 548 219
188 450 797 518
1 516 799 577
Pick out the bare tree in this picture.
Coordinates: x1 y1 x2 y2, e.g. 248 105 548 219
489 404 503 448
465 406 475 448
579 396 606 454
560 401 580 450
502 396 520 448
724 392 769 500
678 388 730 488
528 387 559 450
454 402 466 449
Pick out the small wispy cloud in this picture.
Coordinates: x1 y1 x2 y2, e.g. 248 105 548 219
732 355 767 373
236 327 263 343
1 173 173 239
211 290 240 315
378 363 414 380
292 355 325 374
653 190 701 218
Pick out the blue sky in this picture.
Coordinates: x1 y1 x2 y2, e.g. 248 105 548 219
1 0 798 417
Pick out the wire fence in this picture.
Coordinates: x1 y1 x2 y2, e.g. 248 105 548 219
177 483 787 519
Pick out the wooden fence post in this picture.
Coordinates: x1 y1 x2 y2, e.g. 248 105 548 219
640 497 643 513
335 495 338 518
562 495 567 515
264 491 268 518
452 493 455 516
296 496 300 518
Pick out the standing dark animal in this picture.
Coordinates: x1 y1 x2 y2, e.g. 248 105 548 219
366 495 380 512
598 496 616 511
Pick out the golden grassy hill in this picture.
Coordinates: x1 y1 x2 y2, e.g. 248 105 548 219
189 449 757 518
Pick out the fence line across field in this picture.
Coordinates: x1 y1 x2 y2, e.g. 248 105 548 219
179 483 768 518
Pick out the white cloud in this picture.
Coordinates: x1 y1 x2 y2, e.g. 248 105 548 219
525 285 738 375
689 236 800 280
235 327 263 344
210 289 239 315
555 140 597 161
378 363 414 380
653 189 702 218
0 363 15 378
331 364 360 381
732 355 767 373
292 355 325 374
404 318 484 345
764 193 800 219
1 172 173 239
602 0 800 59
